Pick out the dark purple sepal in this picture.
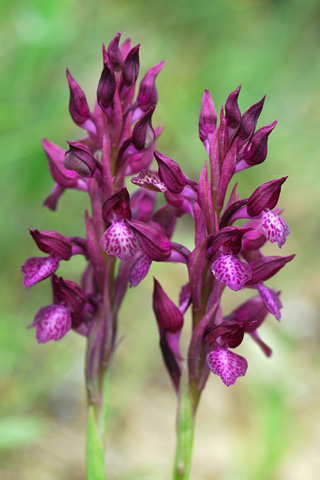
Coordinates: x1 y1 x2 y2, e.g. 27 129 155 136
237 95 265 142
132 106 155 150
43 184 65 211
219 198 248 228
227 294 269 332
136 60 165 112
102 187 132 224
246 254 295 286
122 44 140 87
154 150 186 194
207 226 252 258
130 189 156 222
244 121 277 166
97 61 116 112
66 69 91 126
64 141 97 177
153 279 184 333
29 229 72 260
107 32 123 71
246 177 288 217
52 275 86 313
152 203 180 239
250 330 272 357
225 85 241 129
127 220 171 261
199 89 217 142
206 321 246 349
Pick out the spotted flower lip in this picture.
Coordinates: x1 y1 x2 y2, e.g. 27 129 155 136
131 169 167 192
21 256 60 288
100 221 140 261
211 255 252 291
206 346 248 386
28 304 72 344
261 209 290 248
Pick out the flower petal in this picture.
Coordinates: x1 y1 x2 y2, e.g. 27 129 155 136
29 304 72 343
21 256 59 288
206 346 248 386
131 169 167 192
100 221 140 261
211 255 251 291
261 209 290 248
257 282 282 321
129 251 152 287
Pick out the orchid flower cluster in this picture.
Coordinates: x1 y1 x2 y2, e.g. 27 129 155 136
21 32 294 479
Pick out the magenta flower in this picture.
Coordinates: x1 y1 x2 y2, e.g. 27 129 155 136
28 304 72 343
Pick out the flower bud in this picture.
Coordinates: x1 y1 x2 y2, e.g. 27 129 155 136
64 142 97 177
29 229 72 260
199 89 217 142
154 150 186 194
122 44 140 87
66 69 91 126
132 106 155 150
97 62 116 111
225 85 241 129
237 95 265 141
136 60 164 112
244 121 277 166
107 32 123 71
246 177 287 217
153 279 184 333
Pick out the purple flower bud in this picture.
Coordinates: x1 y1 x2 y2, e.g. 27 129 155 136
66 69 91 126
131 169 167 192
100 221 140 261
237 95 265 142
101 188 132 224
64 142 97 177
206 346 248 386
261 209 290 248
225 85 241 129
136 60 165 112
97 62 116 111
129 251 152 287
211 255 252 291
153 279 184 333
199 89 217 142
154 150 186 194
28 304 72 343
257 283 282 321
42 139 78 188
246 254 295 285
29 229 72 260
52 275 86 313
244 121 277 166
122 44 140 87
132 106 155 150
22 256 59 288
246 177 288 217
107 32 123 71
127 219 171 261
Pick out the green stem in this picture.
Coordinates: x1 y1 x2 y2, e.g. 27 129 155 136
86 369 110 480
172 372 195 480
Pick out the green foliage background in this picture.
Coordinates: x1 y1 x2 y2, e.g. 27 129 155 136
1 0 320 478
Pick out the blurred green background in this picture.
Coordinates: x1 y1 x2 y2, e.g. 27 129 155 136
1 0 320 478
